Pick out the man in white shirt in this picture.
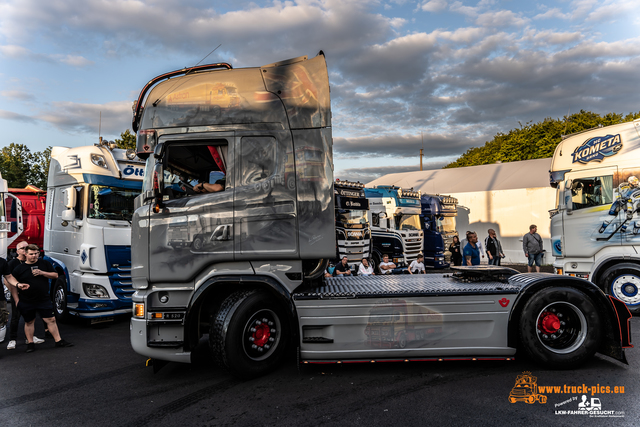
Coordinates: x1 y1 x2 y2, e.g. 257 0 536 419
408 254 425 274
378 254 396 275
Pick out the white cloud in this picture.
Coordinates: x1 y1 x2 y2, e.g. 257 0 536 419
36 100 132 135
58 55 94 67
1 90 36 102
533 8 571 20
475 10 529 27
419 0 448 13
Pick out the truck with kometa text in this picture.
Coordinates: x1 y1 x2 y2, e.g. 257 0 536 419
44 140 144 322
334 179 370 272
364 186 424 273
129 52 632 379
549 118 640 314
420 194 458 268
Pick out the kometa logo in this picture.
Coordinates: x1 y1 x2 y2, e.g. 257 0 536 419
571 134 622 164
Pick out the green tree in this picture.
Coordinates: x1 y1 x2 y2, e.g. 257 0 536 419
444 110 640 168
115 129 136 150
0 144 52 189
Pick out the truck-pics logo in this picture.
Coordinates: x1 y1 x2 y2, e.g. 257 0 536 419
508 371 547 404
572 134 622 164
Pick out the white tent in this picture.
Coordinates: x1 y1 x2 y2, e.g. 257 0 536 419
367 158 555 264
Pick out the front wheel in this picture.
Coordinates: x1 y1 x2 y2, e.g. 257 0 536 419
519 287 601 368
53 276 71 322
601 263 640 315
210 290 290 379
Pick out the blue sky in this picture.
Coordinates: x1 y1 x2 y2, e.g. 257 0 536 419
1 0 639 182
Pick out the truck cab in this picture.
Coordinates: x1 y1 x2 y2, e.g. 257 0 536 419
44 141 144 322
420 194 458 268
333 179 371 272
550 118 640 313
364 186 424 273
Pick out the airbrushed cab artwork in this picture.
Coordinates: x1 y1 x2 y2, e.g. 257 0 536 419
130 53 632 379
550 118 640 314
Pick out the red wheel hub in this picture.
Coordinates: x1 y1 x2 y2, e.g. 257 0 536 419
538 311 561 334
252 323 271 347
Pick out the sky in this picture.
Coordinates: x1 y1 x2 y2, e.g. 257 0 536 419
1 0 639 183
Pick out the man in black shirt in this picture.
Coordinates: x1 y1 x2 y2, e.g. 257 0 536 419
6 241 46 350
13 244 73 352
335 256 352 276
0 255 28 338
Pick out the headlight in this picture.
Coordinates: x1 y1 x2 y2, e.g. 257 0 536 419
83 283 109 298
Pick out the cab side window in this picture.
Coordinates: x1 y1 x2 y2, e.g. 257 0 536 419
570 175 613 210
161 141 227 199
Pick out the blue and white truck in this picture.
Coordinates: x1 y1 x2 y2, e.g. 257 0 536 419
364 186 424 273
44 140 144 322
420 194 458 269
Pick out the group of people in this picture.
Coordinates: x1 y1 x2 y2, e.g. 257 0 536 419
0 241 73 353
326 253 427 277
448 225 544 272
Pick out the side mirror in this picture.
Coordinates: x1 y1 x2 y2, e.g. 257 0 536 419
152 161 165 213
564 179 573 215
64 188 76 209
153 142 165 159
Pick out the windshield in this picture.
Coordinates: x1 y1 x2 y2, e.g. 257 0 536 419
88 185 140 221
337 209 368 225
398 214 421 231
436 217 457 234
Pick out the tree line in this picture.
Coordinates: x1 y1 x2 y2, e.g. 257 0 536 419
2 112 639 188
444 110 640 168
0 130 136 189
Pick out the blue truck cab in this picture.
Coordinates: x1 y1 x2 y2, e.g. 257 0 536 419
420 194 459 269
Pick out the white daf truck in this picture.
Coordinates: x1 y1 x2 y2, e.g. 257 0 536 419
129 53 631 379
44 140 144 322
550 118 640 314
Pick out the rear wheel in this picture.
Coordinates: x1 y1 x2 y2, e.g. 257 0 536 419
210 290 289 378
519 287 601 368
53 276 71 322
601 263 640 315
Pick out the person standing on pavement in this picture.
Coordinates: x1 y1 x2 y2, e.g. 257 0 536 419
523 224 544 273
485 229 505 266
6 241 46 350
449 235 462 266
12 244 73 352
463 231 481 266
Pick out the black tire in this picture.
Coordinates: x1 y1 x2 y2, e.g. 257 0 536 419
397 332 407 349
191 236 204 251
371 253 381 275
600 263 640 315
519 287 601 368
210 290 289 379
53 276 71 322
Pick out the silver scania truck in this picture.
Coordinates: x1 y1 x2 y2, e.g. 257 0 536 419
130 52 632 378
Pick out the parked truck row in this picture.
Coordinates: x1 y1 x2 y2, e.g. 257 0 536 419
127 52 632 379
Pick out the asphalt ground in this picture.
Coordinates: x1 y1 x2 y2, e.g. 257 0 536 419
1 279 636 427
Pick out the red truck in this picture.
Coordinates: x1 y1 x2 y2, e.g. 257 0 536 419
6 185 46 251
